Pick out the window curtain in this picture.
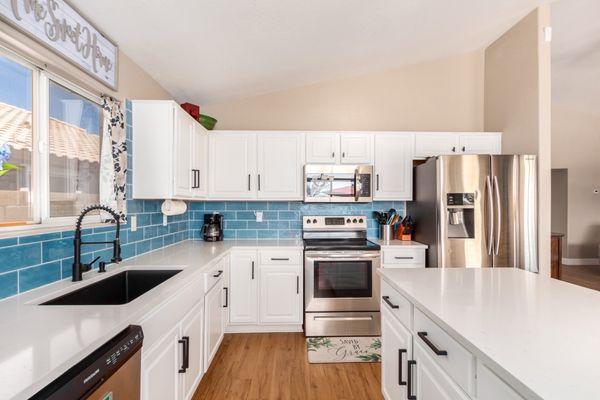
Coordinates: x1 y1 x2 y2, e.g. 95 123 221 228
99 95 127 222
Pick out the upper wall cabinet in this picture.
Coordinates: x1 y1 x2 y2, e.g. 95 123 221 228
374 133 413 201
208 132 257 200
132 100 208 200
257 133 305 200
208 131 305 200
306 132 373 164
414 132 502 158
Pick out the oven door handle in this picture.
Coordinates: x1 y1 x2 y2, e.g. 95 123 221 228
313 316 374 321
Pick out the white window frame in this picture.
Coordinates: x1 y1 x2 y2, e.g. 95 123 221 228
0 47 106 235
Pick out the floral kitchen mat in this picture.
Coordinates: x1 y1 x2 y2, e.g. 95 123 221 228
307 336 381 363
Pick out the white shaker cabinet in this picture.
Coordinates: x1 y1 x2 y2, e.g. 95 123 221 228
208 132 257 199
259 264 302 324
181 301 205 400
374 133 413 201
229 250 259 324
141 325 181 400
414 132 502 158
203 279 224 372
132 100 207 200
306 132 340 163
306 132 373 164
257 133 305 200
412 342 470 400
381 307 413 400
340 133 373 164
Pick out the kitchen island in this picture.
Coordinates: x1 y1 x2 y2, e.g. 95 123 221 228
378 267 600 400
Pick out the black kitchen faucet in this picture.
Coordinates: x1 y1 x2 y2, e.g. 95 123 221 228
72 205 122 282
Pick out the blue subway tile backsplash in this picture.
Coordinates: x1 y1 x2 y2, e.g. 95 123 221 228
0 98 406 300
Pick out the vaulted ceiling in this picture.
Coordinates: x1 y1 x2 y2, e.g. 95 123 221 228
71 0 547 104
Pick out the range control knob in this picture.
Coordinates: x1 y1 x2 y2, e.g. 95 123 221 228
346 218 351 223
306 219 311 224
358 218 364 223
352 219 358 223
312 219 318 224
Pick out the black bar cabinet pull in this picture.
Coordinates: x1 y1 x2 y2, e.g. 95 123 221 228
395 256 414 260
296 276 299 294
213 270 223 278
417 331 448 356
382 295 399 309
178 336 190 373
251 261 255 279
407 360 416 400
376 174 380 191
223 287 228 308
462 146 466 152
248 174 251 191
258 174 261 191
452 146 456 152
271 257 290 261
398 349 407 386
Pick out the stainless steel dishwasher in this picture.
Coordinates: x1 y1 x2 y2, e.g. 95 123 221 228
30 325 144 400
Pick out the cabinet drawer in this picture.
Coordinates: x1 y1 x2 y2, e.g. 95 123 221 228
381 280 412 330
204 256 227 293
259 250 302 265
413 308 475 396
382 248 425 267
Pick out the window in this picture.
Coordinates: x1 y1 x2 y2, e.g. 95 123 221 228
0 51 104 228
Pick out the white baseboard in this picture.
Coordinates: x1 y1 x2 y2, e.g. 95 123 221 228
562 258 600 266
225 324 303 333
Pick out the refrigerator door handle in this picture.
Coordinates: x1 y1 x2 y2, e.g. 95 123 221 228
485 175 494 255
494 175 502 256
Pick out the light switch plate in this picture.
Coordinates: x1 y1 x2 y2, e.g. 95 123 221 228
131 215 137 231
255 211 263 222
163 214 168 226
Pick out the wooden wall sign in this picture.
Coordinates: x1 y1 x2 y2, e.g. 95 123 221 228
0 0 118 89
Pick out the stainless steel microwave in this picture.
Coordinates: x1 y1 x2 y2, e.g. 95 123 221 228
304 164 373 203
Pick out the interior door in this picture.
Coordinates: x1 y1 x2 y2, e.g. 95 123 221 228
438 155 492 268
208 132 257 199
340 133 373 164
173 107 193 198
257 133 305 199
381 307 412 400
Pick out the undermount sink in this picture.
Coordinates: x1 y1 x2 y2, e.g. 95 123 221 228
41 269 182 306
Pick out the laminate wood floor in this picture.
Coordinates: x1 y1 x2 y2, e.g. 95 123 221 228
192 333 383 400
559 264 600 291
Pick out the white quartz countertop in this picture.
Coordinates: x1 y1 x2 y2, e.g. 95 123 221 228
378 268 600 400
0 239 302 400
370 238 428 248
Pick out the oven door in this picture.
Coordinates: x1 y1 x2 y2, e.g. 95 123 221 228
304 251 380 312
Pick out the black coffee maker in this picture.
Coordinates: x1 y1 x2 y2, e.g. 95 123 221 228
202 213 223 241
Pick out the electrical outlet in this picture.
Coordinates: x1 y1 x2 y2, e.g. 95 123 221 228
131 215 137 231
255 211 263 222
163 214 168 226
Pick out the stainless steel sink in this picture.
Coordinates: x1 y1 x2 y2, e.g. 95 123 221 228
40 269 182 305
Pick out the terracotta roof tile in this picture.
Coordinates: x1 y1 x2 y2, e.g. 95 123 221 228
0 102 100 163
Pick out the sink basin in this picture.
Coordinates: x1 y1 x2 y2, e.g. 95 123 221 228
41 269 182 305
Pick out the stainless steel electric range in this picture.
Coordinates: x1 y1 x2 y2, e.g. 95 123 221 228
303 215 381 337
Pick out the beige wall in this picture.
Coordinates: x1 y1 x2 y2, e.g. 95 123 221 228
552 104 600 259
203 51 484 131
484 6 552 275
0 21 172 101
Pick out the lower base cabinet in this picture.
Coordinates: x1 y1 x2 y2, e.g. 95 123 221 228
259 264 302 324
381 307 413 400
204 278 225 372
412 342 470 400
141 299 204 400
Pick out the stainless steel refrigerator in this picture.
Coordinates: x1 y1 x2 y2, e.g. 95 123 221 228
408 155 538 272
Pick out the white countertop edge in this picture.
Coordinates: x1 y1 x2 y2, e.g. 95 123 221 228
369 238 428 248
378 269 542 400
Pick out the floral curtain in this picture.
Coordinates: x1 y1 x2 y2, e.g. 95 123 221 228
99 95 127 222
